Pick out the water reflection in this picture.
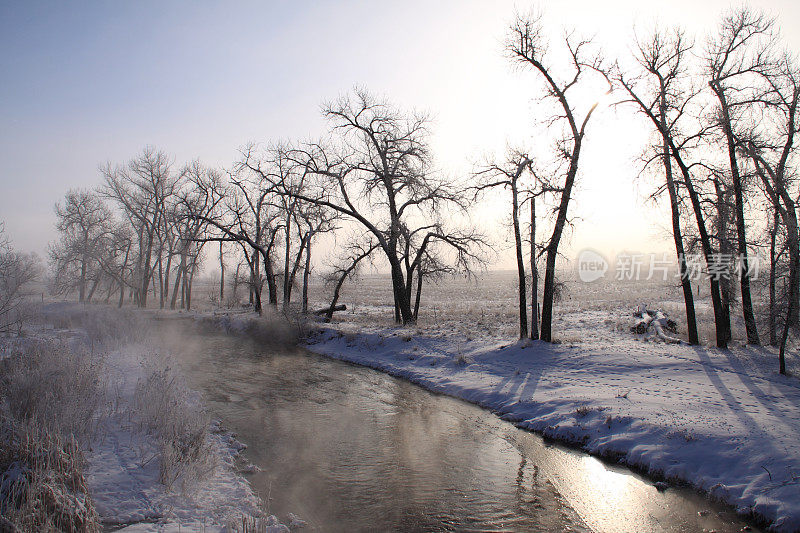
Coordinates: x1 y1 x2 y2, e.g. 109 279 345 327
158 321 758 532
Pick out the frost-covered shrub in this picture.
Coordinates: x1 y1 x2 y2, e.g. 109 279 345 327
227 514 290 533
0 340 102 532
40 304 144 347
0 421 100 532
0 340 105 443
198 311 301 348
134 359 217 493
0 225 41 336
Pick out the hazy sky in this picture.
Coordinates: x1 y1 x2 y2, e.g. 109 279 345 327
1 0 798 268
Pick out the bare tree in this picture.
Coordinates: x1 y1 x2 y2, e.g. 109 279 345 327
706 8 776 345
737 47 800 373
474 152 534 338
323 236 379 322
101 147 182 307
617 27 734 348
191 158 282 314
169 161 224 310
50 190 113 302
237 144 339 312
618 28 701 344
295 203 338 314
507 13 609 342
0 224 40 334
288 89 484 324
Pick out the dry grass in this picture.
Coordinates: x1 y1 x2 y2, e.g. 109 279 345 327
0 340 103 532
0 339 105 445
0 421 100 532
134 358 218 493
38 303 145 348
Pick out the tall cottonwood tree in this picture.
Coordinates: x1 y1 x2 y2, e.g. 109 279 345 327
706 8 775 345
193 160 283 314
0 224 40 333
101 147 182 308
238 143 337 311
289 89 484 324
617 28 700 345
617 26 736 348
50 190 113 302
738 48 800 374
507 14 608 342
474 152 534 339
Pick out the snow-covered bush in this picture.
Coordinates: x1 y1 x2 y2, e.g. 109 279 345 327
40 303 144 347
227 514 291 533
134 357 217 493
0 223 41 336
0 421 100 532
198 311 301 347
0 340 103 531
0 339 105 443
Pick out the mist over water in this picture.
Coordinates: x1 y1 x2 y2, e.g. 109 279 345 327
150 317 760 532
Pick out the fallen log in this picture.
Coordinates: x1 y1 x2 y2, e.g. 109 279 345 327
631 305 680 343
314 304 347 316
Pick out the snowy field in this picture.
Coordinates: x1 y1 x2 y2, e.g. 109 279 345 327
301 271 800 531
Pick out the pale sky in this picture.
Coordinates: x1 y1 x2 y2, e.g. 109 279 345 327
1 0 798 269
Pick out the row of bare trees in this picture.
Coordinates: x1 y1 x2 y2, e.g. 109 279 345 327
470 8 796 373
613 8 798 373
51 150 223 310
49 8 798 372
50 92 489 320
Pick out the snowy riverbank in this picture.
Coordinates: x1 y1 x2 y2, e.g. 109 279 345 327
88 342 264 532
305 322 800 531
1 303 296 533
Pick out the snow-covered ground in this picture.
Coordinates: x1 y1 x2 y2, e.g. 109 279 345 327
301 273 800 531
89 342 263 531
20 270 798 531
7 304 295 533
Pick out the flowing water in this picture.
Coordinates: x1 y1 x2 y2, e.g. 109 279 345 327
159 320 759 532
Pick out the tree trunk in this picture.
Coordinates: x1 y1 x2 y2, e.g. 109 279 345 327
713 85 760 345
170 255 185 310
283 216 291 308
390 258 414 324
157 254 165 309
233 262 242 303
327 275 347 322
219 241 225 305
186 266 195 311
530 196 539 340
264 252 278 307
660 90 699 345
540 145 583 342
714 179 733 345
769 207 779 345
779 252 797 375
140 229 154 308
86 276 101 302
302 238 311 314
164 257 172 308
512 181 528 338
287 233 310 307
79 250 87 303
413 264 423 321
672 145 730 348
